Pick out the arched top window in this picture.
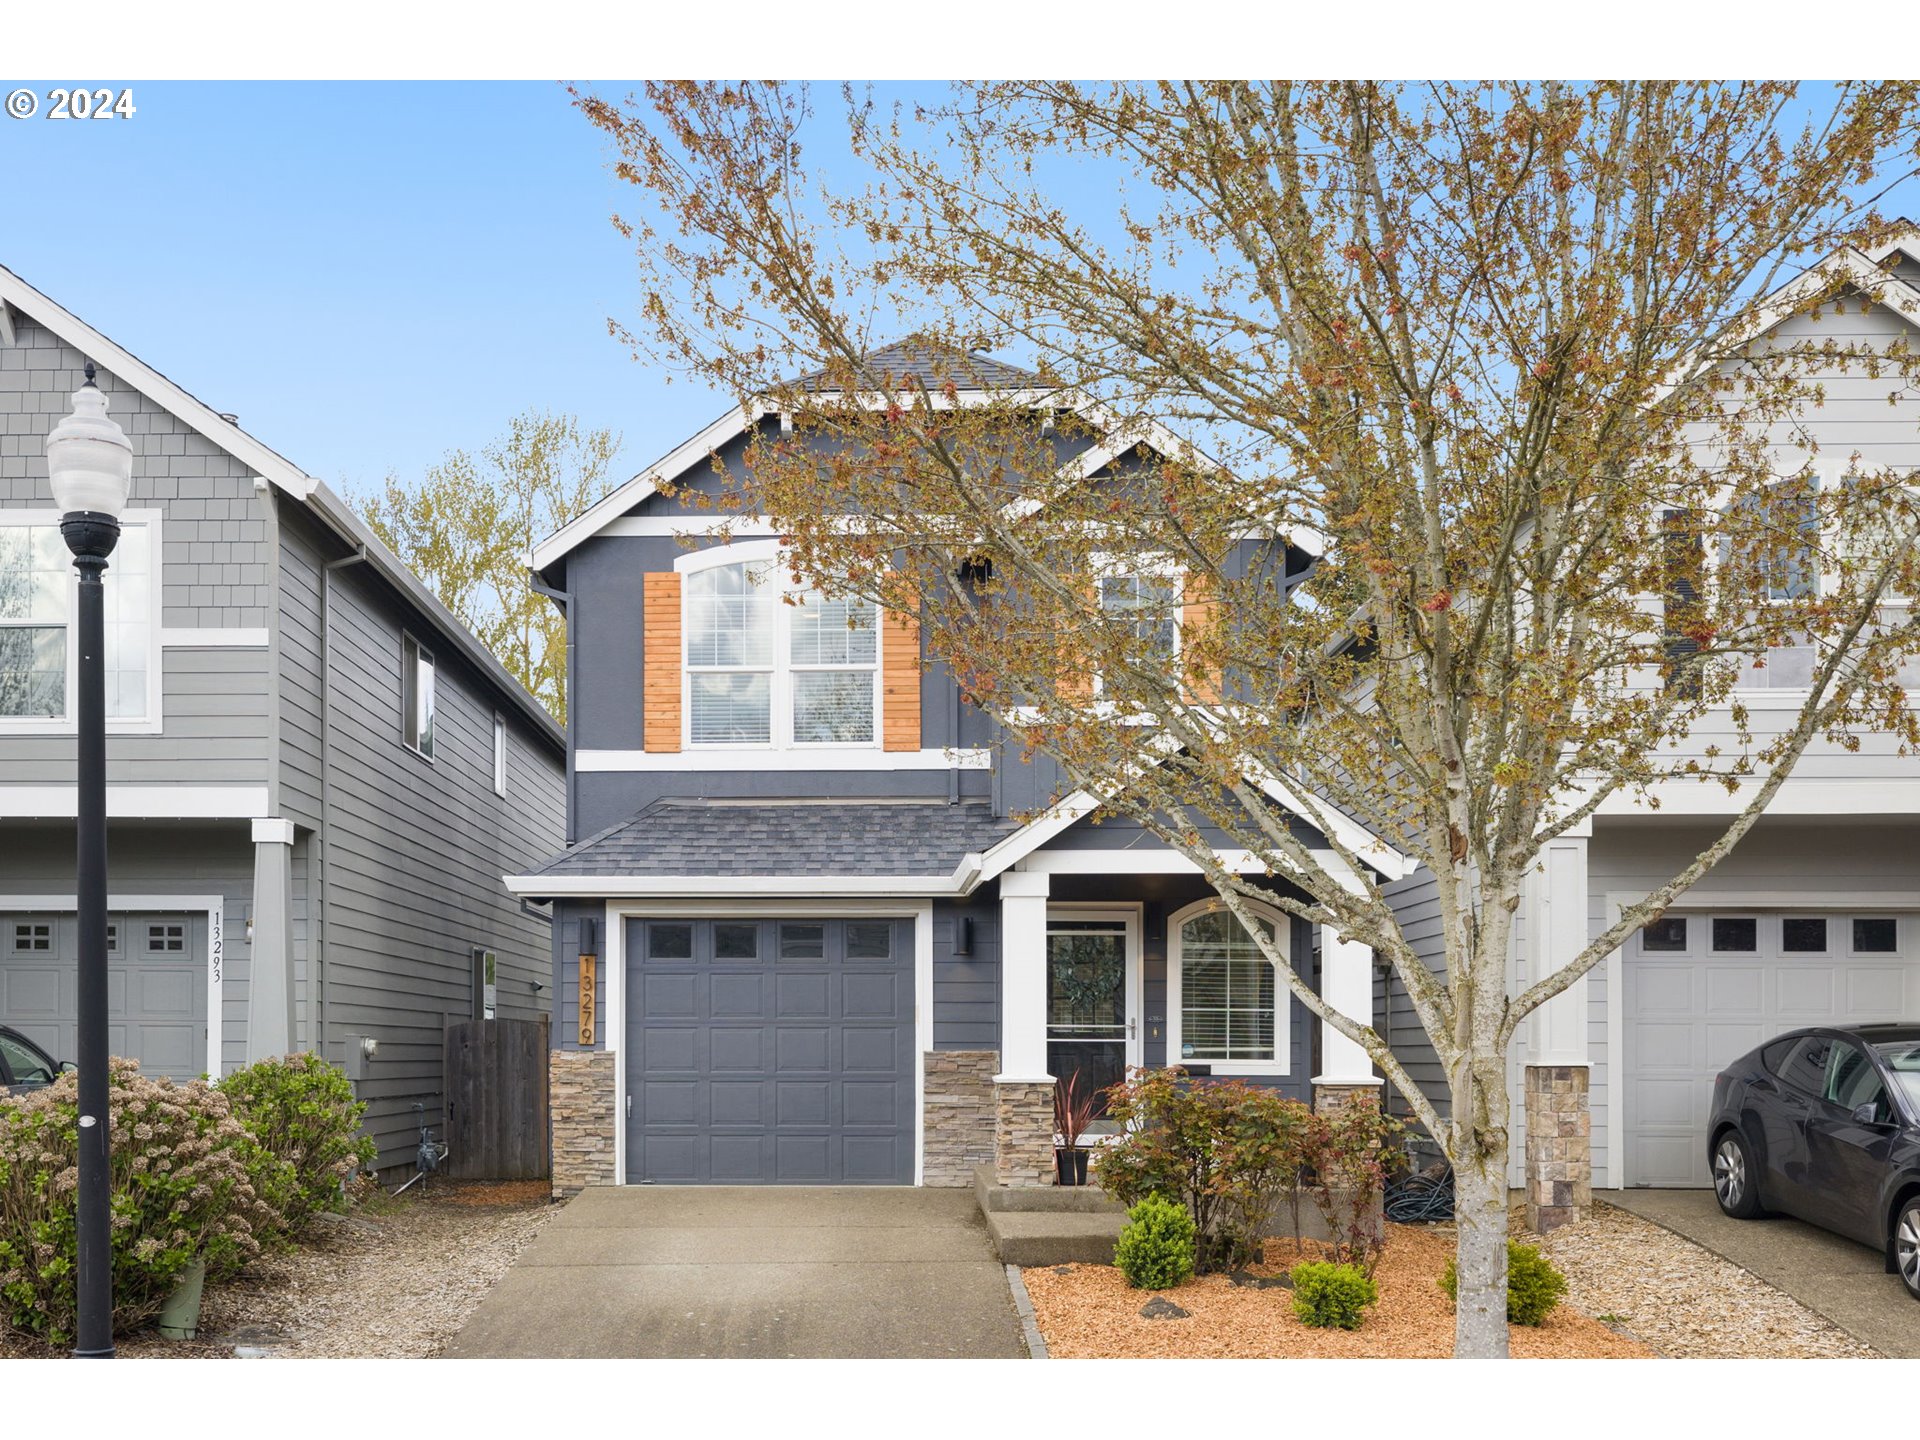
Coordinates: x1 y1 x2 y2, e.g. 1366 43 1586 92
681 551 879 748
1166 898 1289 1076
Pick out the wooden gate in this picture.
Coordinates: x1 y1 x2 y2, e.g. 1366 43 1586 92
443 1017 551 1179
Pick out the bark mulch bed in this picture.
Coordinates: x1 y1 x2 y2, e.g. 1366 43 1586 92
0 1179 557 1360
1020 1222 1650 1359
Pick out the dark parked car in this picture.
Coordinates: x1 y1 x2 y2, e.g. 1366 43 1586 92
0 1024 64 1094
1710 1024 1920 1300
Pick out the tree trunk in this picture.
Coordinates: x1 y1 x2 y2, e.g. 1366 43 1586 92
1450 1039 1513 1357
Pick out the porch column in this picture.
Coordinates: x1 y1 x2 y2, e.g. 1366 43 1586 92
1525 828 1592 1234
1310 853 1383 1113
246 818 297 1061
1312 922 1382 1112
994 870 1055 1185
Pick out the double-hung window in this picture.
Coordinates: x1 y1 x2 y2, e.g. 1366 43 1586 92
1093 556 1181 694
1167 899 1287 1074
684 551 879 747
0 514 157 730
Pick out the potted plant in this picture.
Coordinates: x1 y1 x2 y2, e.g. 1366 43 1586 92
1053 1072 1101 1185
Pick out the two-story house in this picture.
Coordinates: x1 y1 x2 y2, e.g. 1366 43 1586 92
510 344 1411 1195
1373 229 1920 1228
0 265 566 1170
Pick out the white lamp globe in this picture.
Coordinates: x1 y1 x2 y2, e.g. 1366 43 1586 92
45 365 132 519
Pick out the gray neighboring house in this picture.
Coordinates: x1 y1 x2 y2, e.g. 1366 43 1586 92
510 343 1410 1196
0 266 566 1169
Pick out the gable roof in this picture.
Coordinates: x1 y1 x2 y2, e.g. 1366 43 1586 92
530 345 1324 575
0 263 564 753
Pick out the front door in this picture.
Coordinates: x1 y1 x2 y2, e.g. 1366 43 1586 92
1045 911 1138 1130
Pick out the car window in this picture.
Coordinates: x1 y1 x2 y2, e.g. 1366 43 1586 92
1872 1042 1920 1118
1826 1041 1892 1122
0 1032 52 1085
1774 1035 1832 1095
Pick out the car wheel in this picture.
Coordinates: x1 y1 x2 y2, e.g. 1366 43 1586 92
1895 1199 1920 1302
1712 1130 1765 1219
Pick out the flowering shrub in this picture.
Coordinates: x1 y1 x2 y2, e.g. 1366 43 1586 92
1094 1068 1309 1272
0 1059 282 1344
220 1053 375 1236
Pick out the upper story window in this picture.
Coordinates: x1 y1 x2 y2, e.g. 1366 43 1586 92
1093 556 1181 694
684 557 879 747
0 515 157 730
493 713 507 796
402 633 435 760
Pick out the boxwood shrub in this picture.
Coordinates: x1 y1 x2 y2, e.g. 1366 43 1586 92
1114 1194 1197 1290
1289 1260 1378 1329
1439 1239 1569 1326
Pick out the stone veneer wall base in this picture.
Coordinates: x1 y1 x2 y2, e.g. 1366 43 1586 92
923 1050 998 1187
995 1079 1056 1187
550 1049 617 1199
1524 1064 1591 1233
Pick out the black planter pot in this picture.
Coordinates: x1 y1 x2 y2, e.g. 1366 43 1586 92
1056 1146 1090 1186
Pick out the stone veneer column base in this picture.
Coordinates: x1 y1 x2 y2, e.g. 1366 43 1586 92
923 1050 999 1187
995 1079 1056 1187
1524 1064 1591 1233
1312 1082 1384 1115
550 1049 617 1199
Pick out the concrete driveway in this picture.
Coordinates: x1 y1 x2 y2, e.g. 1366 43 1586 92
1602 1189 1917 1357
444 1186 1028 1359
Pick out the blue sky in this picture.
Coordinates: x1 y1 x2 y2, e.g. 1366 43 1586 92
2 81 1914 512
0 81 711 499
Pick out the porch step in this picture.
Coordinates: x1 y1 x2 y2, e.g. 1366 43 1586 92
984 1209 1126 1267
972 1163 1127 1215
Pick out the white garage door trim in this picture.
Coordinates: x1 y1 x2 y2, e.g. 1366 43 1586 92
602 898 934 1185
1604 889 1920 1188
0 893 224 1078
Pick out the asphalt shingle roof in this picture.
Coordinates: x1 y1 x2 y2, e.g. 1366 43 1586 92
529 798 1017 879
789 340 1039 393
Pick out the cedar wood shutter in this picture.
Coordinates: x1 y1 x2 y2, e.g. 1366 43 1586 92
643 571 683 753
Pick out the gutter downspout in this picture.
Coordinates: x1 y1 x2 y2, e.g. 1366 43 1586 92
529 571 576 846
318 545 369 1066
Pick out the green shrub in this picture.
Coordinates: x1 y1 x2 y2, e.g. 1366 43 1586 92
1094 1068 1308 1272
1438 1240 1568 1326
1289 1260 1378 1329
0 1059 282 1344
1114 1194 1197 1290
1300 1095 1405 1276
219 1053 375 1237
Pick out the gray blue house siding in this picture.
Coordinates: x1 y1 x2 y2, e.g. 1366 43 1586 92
0 267 568 1176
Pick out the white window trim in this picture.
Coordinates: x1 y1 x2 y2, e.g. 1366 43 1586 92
1165 894 1291 1076
0 508 163 736
493 712 508 797
1090 551 1184 697
402 630 436 762
675 540 883 752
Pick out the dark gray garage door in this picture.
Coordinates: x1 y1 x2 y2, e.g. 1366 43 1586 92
0 912 207 1081
626 916 914 1184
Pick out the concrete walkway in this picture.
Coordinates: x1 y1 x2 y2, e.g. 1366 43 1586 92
444 1186 1028 1359
1600 1189 1918 1358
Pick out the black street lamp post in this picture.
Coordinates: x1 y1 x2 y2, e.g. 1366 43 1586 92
45 361 131 1360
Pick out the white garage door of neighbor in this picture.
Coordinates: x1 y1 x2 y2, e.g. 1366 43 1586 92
1624 910 1920 1187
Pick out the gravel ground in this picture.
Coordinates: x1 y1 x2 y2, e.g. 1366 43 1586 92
1535 1200 1879 1359
1021 1223 1651 1358
0 1179 559 1360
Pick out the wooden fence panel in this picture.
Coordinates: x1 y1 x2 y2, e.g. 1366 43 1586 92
444 1016 551 1179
